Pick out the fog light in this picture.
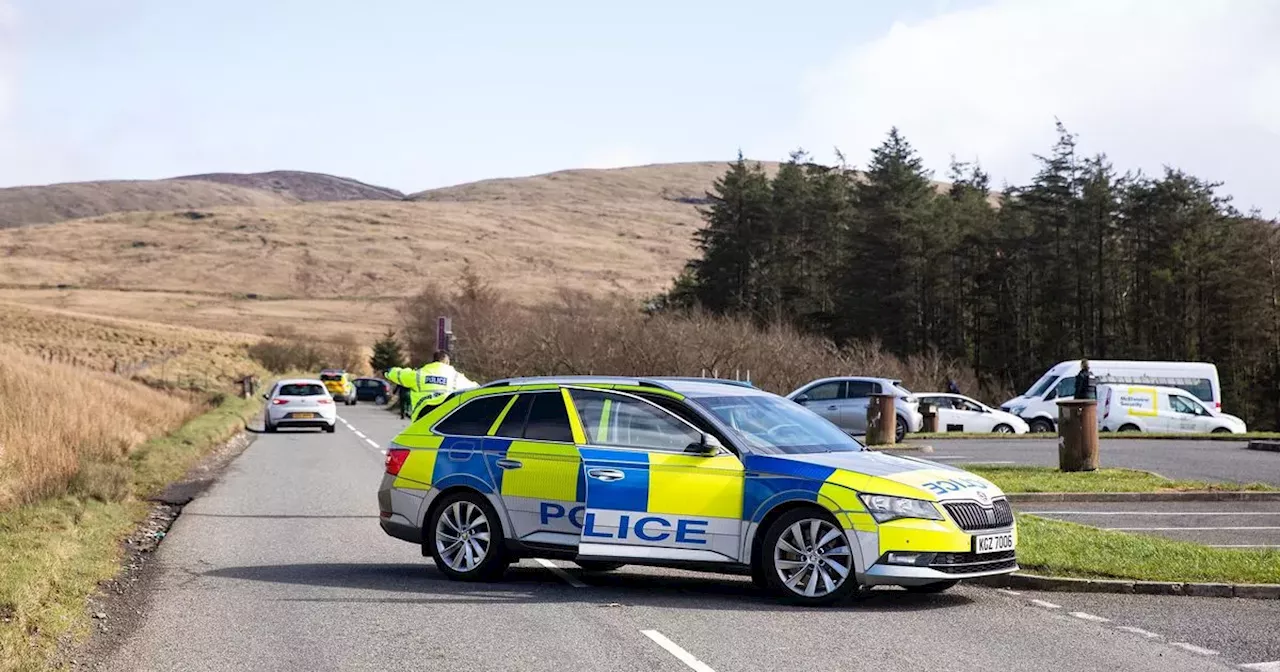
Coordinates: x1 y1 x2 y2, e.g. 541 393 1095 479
885 552 934 566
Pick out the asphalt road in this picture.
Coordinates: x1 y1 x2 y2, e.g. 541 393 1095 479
97 404 1279 672
912 436 1280 485
1017 500 1280 548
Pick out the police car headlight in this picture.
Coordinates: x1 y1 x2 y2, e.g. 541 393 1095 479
859 494 944 523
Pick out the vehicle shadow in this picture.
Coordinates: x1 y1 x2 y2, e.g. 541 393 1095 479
202 562 974 613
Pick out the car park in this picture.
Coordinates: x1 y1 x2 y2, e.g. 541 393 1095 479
1097 384 1247 434
378 376 1017 605
319 369 357 405
786 376 924 442
354 377 391 404
915 393 1030 434
263 379 338 433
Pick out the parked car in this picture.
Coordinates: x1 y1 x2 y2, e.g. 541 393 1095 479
915 393 1029 434
263 379 337 433
354 377 391 404
786 377 923 442
1002 360 1221 433
1097 384 1246 434
319 369 357 405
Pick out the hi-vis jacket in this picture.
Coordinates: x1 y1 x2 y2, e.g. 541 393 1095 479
385 363 479 417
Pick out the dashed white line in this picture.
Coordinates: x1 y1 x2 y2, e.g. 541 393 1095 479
1112 526 1280 531
1170 642 1219 656
365 438 380 449
1240 662 1280 671
533 558 587 588
928 456 971 460
641 630 717 672
1115 626 1162 639
1070 612 1110 623
354 431 367 439
997 588 1022 596
1025 511 1280 516
1030 599 1061 609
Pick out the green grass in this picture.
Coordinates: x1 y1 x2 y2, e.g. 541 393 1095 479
0 394 259 672
1017 514 1280 584
966 465 1277 493
910 431 1280 440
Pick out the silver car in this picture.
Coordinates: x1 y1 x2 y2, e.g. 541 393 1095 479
263 379 338 433
786 377 923 442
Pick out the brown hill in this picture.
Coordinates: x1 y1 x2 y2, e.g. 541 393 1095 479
0 179 295 229
174 170 405 202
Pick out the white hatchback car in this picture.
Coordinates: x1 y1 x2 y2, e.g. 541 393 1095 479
264 379 338 433
915 394 1030 434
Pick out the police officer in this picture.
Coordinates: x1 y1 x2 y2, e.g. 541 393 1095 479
385 350 479 419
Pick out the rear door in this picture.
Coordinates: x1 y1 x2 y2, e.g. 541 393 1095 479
568 388 745 563
487 391 585 544
796 381 845 428
843 380 879 432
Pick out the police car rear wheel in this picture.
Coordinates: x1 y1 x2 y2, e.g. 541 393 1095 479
904 580 957 594
574 561 624 573
762 508 857 605
429 492 509 582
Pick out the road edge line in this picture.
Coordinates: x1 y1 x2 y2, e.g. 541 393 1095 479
975 573 1280 599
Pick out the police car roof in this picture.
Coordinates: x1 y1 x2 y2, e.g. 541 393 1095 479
481 375 761 397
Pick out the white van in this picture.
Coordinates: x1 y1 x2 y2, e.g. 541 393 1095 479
1000 360 1221 433
1097 384 1246 434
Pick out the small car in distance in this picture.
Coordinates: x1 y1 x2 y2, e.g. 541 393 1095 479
354 377 392 404
786 377 923 442
320 369 357 405
915 394 1030 434
1098 384 1246 434
264 379 337 433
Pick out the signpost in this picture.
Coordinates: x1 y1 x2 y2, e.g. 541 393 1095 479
436 317 453 354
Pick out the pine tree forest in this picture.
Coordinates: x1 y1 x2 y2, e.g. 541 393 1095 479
670 124 1280 430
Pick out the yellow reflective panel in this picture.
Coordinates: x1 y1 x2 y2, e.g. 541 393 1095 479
561 388 587 445
500 441 581 501
647 453 744 519
877 518 972 555
395 449 438 486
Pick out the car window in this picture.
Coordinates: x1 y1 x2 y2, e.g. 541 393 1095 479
923 396 952 409
493 394 534 438
320 373 342 382
1053 377 1076 398
1170 395 1207 415
434 394 513 437
846 380 877 398
522 392 575 443
801 382 843 401
569 389 702 453
956 399 984 413
279 383 326 396
695 395 864 455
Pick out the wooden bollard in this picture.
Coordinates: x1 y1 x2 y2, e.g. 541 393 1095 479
1057 399 1099 471
865 393 897 446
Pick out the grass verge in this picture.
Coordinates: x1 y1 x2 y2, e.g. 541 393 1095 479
0 394 259 672
910 431 1280 440
1017 514 1280 584
966 465 1276 493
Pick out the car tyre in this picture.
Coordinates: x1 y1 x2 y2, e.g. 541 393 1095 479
428 491 509 582
895 416 907 442
324 423 336 433
264 420 277 433
1028 418 1054 434
574 560 625 573
993 424 1014 434
1211 427 1232 434
904 580 958 594
1118 423 1140 433
760 507 860 606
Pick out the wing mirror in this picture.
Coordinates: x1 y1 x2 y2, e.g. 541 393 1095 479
794 394 810 404
1045 390 1058 401
687 433 724 456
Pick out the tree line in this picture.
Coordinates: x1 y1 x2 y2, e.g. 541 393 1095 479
664 124 1280 429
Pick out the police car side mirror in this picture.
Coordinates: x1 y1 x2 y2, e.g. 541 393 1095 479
688 433 723 456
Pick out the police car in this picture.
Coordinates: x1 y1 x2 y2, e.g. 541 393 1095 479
378 377 1017 605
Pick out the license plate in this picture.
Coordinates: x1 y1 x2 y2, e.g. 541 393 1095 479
291 412 315 419
975 532 1015 554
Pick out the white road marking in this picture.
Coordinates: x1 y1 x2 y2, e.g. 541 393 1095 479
1025 511 1280 516
1112 526 1280 531
1030 599 1061 609
1070 612 1110 623
1170 642 1219 656
997 588 1022 596
1115 626 1162 639
928 456 971 460
365 438 380 449
641 630 716 672
354 431 367 439
1240 662 1280 671
533 558 587 588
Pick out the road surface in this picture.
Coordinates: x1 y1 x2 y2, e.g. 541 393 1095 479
97 405 1279 672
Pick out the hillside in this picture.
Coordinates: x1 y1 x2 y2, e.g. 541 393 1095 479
0 179 296 229
174 170 406 202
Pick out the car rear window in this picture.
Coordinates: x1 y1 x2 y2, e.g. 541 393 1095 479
522 393 574 443
280 384 326 396
356 379 382 388
320 374 342 381
434 395 513 437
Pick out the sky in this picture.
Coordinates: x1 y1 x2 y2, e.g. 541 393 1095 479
1 0 1278 214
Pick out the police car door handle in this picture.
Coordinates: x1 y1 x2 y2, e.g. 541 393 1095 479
495 459 522 470
587 468 625 482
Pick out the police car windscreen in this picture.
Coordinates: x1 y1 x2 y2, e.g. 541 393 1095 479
280 383 326 396
694 395 864 455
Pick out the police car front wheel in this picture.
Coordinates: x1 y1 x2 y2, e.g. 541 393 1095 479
761 508 859 605
428 492 509 582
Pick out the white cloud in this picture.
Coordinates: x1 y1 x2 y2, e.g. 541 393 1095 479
798 0 1280 213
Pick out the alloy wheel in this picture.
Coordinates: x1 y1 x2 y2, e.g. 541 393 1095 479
434 501 492 573
773 518 853 598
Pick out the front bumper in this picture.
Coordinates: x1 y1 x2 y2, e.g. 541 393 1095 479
863 550 1018 586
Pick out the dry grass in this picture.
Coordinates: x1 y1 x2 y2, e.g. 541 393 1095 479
0 344 196 510
0 179 294 229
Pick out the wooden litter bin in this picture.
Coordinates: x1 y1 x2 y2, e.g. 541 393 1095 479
1057 399 1099 472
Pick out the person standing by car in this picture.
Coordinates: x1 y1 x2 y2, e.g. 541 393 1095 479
385 350 479 419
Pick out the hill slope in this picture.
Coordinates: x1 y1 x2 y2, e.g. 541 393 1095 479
174 170 405 202
0 179 296 229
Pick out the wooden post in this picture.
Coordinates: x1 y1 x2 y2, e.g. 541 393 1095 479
1057 399 1099 471
865 393 897 446
920 402 940 433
